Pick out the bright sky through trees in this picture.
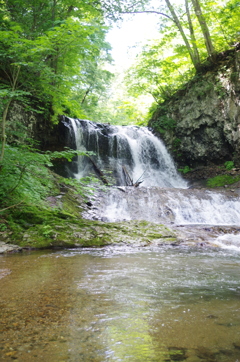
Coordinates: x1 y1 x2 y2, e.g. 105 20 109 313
106 13 160 69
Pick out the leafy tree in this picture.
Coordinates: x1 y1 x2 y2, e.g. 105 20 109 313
100 0 239 70
0 0 114 164
124 0 239 110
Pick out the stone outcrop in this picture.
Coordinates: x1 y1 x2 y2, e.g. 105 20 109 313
7 103 71 152
0 242 22 254
6 104 75 176
149 45 240 168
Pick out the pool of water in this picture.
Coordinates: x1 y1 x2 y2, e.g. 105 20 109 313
1 246 240 361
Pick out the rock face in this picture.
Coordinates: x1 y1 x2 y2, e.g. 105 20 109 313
149 45 240 167
7 103 72 152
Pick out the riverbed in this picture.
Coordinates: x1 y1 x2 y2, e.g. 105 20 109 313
1 246 240 361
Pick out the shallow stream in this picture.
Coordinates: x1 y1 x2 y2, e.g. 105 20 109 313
1 246 240 361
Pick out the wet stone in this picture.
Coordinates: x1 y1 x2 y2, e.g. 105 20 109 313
233 341 240 350
195 347 218 361
0 242 22 254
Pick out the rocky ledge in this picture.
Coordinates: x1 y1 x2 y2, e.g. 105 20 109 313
0 242 22 254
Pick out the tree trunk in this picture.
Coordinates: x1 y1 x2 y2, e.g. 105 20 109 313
0 99 11 164
165 0 200 71
0 66 20 164
185 0 201 66
191 0 216 60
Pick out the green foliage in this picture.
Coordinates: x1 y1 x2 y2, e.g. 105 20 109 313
207 174 240 187
224 160 235 170
0 143 89 210
0 223 7 231
40 225 55 238
0 0 113 123
157 115 176 132
173 138 182 152
123 0 239 114
178 165 192 174
60 175 101 198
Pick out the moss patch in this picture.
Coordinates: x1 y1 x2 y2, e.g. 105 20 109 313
12 218 177 249
207 174 240 187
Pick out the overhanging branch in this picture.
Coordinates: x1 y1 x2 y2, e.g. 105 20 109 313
120 10 175 23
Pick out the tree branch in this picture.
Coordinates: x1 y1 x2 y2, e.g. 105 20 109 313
120 10 175 23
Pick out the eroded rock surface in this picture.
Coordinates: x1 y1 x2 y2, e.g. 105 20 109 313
149 46 240 167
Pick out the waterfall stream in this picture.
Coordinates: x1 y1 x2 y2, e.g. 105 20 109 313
66 117 187 188
65 117 240 251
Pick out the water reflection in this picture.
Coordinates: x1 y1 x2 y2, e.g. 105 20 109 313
1 246 240 361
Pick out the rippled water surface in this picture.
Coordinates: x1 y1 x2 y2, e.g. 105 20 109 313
1 246 240 361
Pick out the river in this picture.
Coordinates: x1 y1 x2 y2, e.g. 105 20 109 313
1 246 240 361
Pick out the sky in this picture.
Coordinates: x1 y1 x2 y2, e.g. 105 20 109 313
106 13 160 70
103 12 162 116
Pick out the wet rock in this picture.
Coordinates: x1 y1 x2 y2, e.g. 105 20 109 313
0 242 22 254
0 268 11 279
233 341 240 350
206 314 218 319
195 346 218 361
219 349 233 356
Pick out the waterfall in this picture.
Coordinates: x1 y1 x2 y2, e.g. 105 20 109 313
66 117 187 188
83 187 240 226
64 117 240 236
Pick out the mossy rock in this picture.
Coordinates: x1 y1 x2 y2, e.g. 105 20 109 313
5 173 178 249
12 217 177 249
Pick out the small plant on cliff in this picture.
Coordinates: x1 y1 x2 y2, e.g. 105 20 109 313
173 138 181 153
178 165 192 174
224 161 235 170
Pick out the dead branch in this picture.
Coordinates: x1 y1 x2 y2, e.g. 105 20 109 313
0 200 24 212
122 165 133 186
88 157 109 185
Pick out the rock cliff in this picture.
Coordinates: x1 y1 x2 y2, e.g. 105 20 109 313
149 44 240 168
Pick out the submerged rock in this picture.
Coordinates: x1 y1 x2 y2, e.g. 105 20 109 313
168 347 187 361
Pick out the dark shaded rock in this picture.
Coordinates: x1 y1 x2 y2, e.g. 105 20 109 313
195 346 218 361
233 341 240 350
219 349 233 356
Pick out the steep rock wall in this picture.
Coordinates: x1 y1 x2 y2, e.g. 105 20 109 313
149 46 240 167
6 103 72 151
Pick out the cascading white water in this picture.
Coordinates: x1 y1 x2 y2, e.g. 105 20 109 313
65 117 240 250
67 117 187 188
85 187 240 226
